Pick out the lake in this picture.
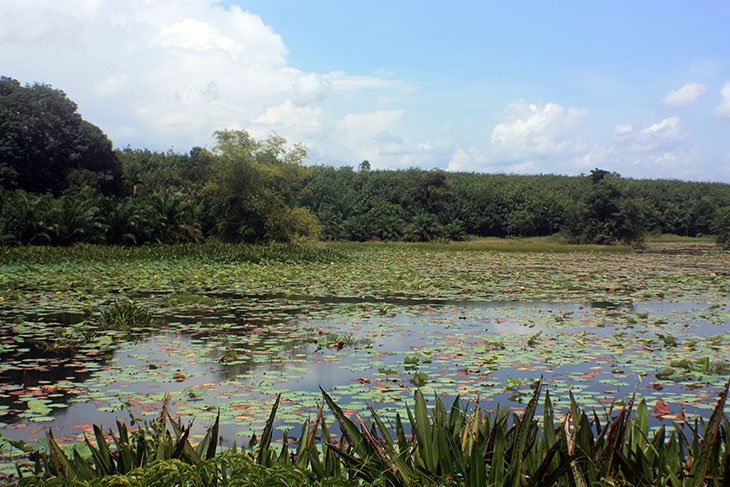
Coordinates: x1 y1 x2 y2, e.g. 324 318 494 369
2 290 728 451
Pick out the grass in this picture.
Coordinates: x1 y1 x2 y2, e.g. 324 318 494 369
0 235 720 267
333 236 636 253
97 300 153 330
333 233 725 253
0 241 344 265
645 234 716 243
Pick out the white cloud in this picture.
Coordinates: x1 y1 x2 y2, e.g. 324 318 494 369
641 116 682 136
334 110 407 167
447 100 589 174
292 73 330 105
2 2 725 182
447 147 537 173
446 104 715 181
0 0 412 154
154 18 241 55
613 116 686 153
446 148 473 172
328 109 451 168
92 73 129 97
715 81 730 118
654 152 678 164
662 82 706 108
326 71 413 92
256 100 322 136
603 116 703 180
491 101 587 155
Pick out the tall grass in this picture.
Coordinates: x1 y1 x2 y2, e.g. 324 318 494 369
8 379 730 486
332 237 637 254
0 241 343 265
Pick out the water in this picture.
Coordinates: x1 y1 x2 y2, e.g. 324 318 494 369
1 296 728 448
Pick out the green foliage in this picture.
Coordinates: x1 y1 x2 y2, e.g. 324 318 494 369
716 205 730 250
0 241 342 266
97 300 152 330
117 147 213 197
0 189 202 246
0 190 105 245
444 219 467 241
3 72 730 247
203 130 320 243
13 397 225 485
312 333 371 351
563 170 647 245
0 190 55 245
0 76 121 196
405 212 444 242
14 381 730 486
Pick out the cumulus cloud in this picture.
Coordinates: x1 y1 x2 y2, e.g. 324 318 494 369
602 116 706 180
292 73 331 105
334 110 409 167
0 0 412 155
2 2 724 181
92 73 129 97
716 81 730 118
613 116 686 153
662 82 706 108
326 109 452 168
448 100 589 174
445 103 716 181
256 100 322 132
490 101 587 155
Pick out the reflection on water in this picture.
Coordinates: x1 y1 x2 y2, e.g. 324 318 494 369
1 296 728 446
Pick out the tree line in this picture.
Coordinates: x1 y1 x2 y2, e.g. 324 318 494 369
2 76 730 248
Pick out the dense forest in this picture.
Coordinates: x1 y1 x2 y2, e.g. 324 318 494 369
2 76 730 248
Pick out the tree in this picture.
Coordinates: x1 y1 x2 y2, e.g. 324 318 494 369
717 206 730 250
203 130 320 242
688 196 717 236
0 190 53 244
406 169 455 220
406 212 444 242
0 76 121 195
565 170 646 245
366 200 406 240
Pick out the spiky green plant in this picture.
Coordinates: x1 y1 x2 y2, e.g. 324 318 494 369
97 301 152 330
10 380 730 486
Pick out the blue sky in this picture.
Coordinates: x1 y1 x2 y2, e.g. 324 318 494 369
2 1 729 181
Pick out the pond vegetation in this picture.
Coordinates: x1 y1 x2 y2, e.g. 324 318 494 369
7 380 730 486
1 240 729 484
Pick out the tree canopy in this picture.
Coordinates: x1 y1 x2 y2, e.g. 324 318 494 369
1 78 729 247
0 76 121 195
203 130 320 242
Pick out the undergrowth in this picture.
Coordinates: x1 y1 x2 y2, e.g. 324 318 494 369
0 241 343 265
4 379 730 486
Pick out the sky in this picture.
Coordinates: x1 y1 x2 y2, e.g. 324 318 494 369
2 1 730 182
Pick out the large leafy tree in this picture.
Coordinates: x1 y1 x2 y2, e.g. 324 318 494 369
566 169 647 245
203 129 320 242
0 76 121 195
